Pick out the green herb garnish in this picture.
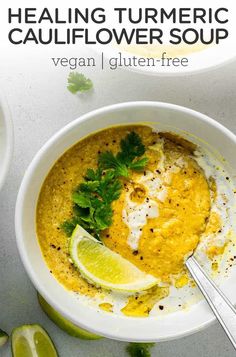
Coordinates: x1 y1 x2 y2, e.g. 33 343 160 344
67 72 93 94
62 132 148 239
61 169 121 238
99 131 148 178
126 343 155 357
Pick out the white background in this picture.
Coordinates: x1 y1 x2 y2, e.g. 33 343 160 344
1 1 236 355
0 44 236 356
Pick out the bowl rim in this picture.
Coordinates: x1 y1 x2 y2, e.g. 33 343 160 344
94 43 236 77
0 94 13 191
15 101 236 342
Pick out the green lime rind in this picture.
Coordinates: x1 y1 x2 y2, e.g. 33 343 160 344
38 294 102 340
0 328 8 347
11 324 58 357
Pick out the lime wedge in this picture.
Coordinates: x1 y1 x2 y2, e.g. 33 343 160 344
69 225 158 292
11 324 58 357
0 328 8 347
38 294 101 340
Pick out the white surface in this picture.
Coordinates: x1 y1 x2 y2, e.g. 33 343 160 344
15 101 236 342
0 46 236 355
0 95 13 190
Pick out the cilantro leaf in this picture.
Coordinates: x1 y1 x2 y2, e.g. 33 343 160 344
129 157 149 171
96 170 122 203
126 343 155 357
85 168 102 181
79 181 100 193
61 217 81 237
67 72 93 94
120 131 145 162
72 192 91 208
99 132 148 178
98 152 130 178
94 204 113 230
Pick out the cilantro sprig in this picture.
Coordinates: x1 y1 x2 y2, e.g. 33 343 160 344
126 343 155 357
62 132 148 239
67 72 93 94
62 169 121 238
99 131 148 178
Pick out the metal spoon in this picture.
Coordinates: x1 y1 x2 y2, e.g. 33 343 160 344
186 256 236 349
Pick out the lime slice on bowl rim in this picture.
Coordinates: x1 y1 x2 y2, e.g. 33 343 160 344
0 328 8 347
11 324 57 357
69 225 158 292
38 294 101 340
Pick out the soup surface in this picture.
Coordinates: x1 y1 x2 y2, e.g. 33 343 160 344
37 125 233 316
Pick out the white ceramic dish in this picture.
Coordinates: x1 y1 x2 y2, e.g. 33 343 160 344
15 102 236 342
95 0 236 76
99 40 236 76
0 95 13 190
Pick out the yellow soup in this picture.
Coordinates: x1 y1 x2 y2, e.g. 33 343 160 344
37 125 212 296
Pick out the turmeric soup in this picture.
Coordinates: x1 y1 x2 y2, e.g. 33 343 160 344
36 125 232 316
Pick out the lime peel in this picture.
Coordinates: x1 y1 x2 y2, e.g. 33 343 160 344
38 294 101 340
11 324 58 357
0 328 8 347
70 225 158 292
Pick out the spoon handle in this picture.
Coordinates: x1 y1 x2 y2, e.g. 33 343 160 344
186 256 236 350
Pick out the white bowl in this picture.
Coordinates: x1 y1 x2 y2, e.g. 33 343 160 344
99 42 236 76
0 95 13 190
97 0 236 75
15 102 236 342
